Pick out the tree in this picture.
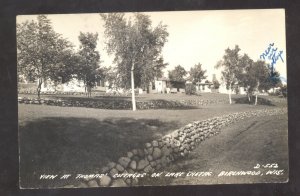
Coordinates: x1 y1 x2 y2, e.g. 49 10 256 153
168 65 187 90
236 54 255 102
266 70 282 92
47 39 77 85
189 63 207 84
102 66 121 90
153 57 169 79
17 15 74 98
141 57 168 92
243 60 271 105
215 45 242 104
169 65 187 82
280 84 287 98
238 55 282 105
253 61 272 105
185 83 196 95
76 32 101 97
212 78 220 89
101 13 169 111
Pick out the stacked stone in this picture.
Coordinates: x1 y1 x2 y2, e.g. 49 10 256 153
73 108 286 188
18 90 90 96
18 97 286 111
178 98 228 106
267 97 287 104
18 97 229 110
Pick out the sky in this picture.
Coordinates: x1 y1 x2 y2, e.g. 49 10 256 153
17 9 286 82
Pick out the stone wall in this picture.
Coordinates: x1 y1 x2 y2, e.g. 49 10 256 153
17 97 229 110
71 108 286 188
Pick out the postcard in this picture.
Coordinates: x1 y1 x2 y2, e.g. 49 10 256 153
17 9 288 188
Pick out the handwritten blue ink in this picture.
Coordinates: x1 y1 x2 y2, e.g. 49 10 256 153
260 43 275 60
260 43 285 82
260 43 284 68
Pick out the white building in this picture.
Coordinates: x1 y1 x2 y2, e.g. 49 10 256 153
195 82 213 93
218 83 247 95
41 78 107 93
154 77 169 93
41 78 86 92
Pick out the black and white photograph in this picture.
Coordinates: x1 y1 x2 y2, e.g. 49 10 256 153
17 9 288 189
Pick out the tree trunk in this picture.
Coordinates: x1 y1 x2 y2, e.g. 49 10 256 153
255 93 258 105
131 65 136 111
247 93 251 103
37 78 42 99
254 83 259 106
228 83 232 104
84 79 87 97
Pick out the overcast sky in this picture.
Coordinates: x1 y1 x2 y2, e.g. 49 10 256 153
17 9 286 81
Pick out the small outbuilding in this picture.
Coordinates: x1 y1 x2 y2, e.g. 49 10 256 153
154 77 169 93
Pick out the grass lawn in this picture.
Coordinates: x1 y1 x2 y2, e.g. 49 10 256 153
18 101 278 188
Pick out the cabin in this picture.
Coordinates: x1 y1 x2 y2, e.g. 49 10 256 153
153 77 169 93
195 82 214 93
218 83 247 95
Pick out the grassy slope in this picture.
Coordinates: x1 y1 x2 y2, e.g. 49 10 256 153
18 103 278 188
139 114 288 185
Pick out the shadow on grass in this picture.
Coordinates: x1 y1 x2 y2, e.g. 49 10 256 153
19 117 181 187
233 96 275 106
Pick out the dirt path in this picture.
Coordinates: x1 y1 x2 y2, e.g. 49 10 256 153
139 114 288 185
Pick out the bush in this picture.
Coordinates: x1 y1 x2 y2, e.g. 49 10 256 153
185 83 196 95
233 96 274 106
280 85 287 98
268 89 281 97
212 79 220 89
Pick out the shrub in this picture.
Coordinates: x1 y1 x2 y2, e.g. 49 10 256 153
185 83 196 95
280 85 287 98
212 79 220 89
268 89 281 97
233 96 274 106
